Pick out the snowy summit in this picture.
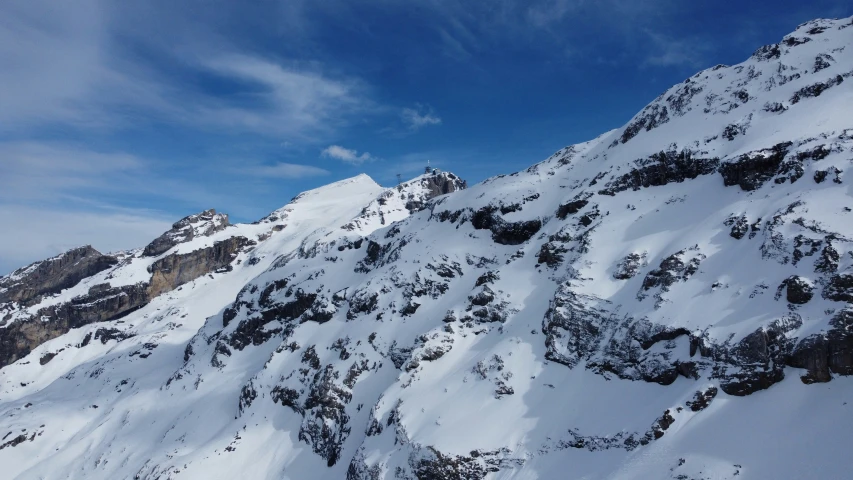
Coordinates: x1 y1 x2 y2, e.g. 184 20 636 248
1 15 853 480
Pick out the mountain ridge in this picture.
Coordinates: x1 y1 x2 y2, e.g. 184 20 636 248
1 16 852 480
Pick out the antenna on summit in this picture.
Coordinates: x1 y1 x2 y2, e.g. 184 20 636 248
424 159 432 175
396 173 402 185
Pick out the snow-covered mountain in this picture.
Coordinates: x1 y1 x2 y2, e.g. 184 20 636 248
2 16 853 480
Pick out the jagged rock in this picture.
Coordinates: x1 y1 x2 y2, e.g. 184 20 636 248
346 290 380 320
789 309 853 383
142 209 230 257
0 283 147 368
598 150 719 196
814 167 842 184
470 205 542 246
299 365 353 467
408 446 521 480
718 142 792 191
346 450 384 480
725 214 749 239
823 273 853 302
403 172 467 213
638 249 704 306
271 385 304 414
717 316 801 396
3 17 853 479
39 351 57 365
752 43 781 61
555 196 590 219
814 242 840 274
763 101 787 113
147 236 250 297
0 246 117 306
543 288 613 368
537 242 567 268
474 271 499 287
469 286 495 306
780 275 814 304
0 228 252 369
613 252 646 280
790 74 844 104
620 104 669 144
686 387 718 412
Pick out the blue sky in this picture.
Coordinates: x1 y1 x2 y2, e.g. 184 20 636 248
0 0 850 274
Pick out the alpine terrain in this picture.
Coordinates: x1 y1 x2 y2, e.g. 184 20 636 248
2 16 853 480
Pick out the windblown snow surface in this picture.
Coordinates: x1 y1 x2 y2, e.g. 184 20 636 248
2 16 853 480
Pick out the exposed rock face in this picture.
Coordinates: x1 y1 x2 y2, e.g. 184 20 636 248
789 309 853 383
420 171 465 199
718 142 792 191
147 236 251 297
597 150 719 196
0 283 148 367
4 17 853 480
613 252 647 280
725 214 749 239
0 246 117 306
779 275 814 304
142 209 230 257
542 284 810 395
403 172 467 213
823 273 853 302
0 219 251 369
470 206 542 246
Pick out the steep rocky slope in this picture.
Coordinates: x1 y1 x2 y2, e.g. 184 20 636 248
0 173 464 369
1 17 853 480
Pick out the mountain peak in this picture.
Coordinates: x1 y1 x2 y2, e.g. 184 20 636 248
142 208 230 257
2 17 853 480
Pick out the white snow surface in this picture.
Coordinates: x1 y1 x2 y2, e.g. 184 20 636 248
1 16 853 480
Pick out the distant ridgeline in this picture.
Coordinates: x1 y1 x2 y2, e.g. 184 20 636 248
1 16 853 480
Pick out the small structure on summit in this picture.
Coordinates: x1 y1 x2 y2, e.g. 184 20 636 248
424 160 442 176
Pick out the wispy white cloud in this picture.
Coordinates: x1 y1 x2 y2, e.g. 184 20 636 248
194 54 369 139
321 145 375 165
0 1 374 140
401 105 442 131
0 142 145 202
243 162 330 179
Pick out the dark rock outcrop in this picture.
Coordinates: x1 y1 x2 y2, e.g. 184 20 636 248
541 275 850 396
779 275 814 304
598 150 719 196
620 104 670 144
725 214 749 239
788 309 853 383
142 209 230 257
790 74 844 104
405 172 466 213
638 249 704 306
0 246 118 306
718 142 792 191
299 365 353 467
613 252 646 280
147 236 250 297
471 206 542 246
1 230 250 370
0 283 148 367
823 274 853 302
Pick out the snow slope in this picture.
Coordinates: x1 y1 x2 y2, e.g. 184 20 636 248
1 16 853 480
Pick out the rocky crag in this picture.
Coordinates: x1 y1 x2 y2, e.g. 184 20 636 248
1 17 852 480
